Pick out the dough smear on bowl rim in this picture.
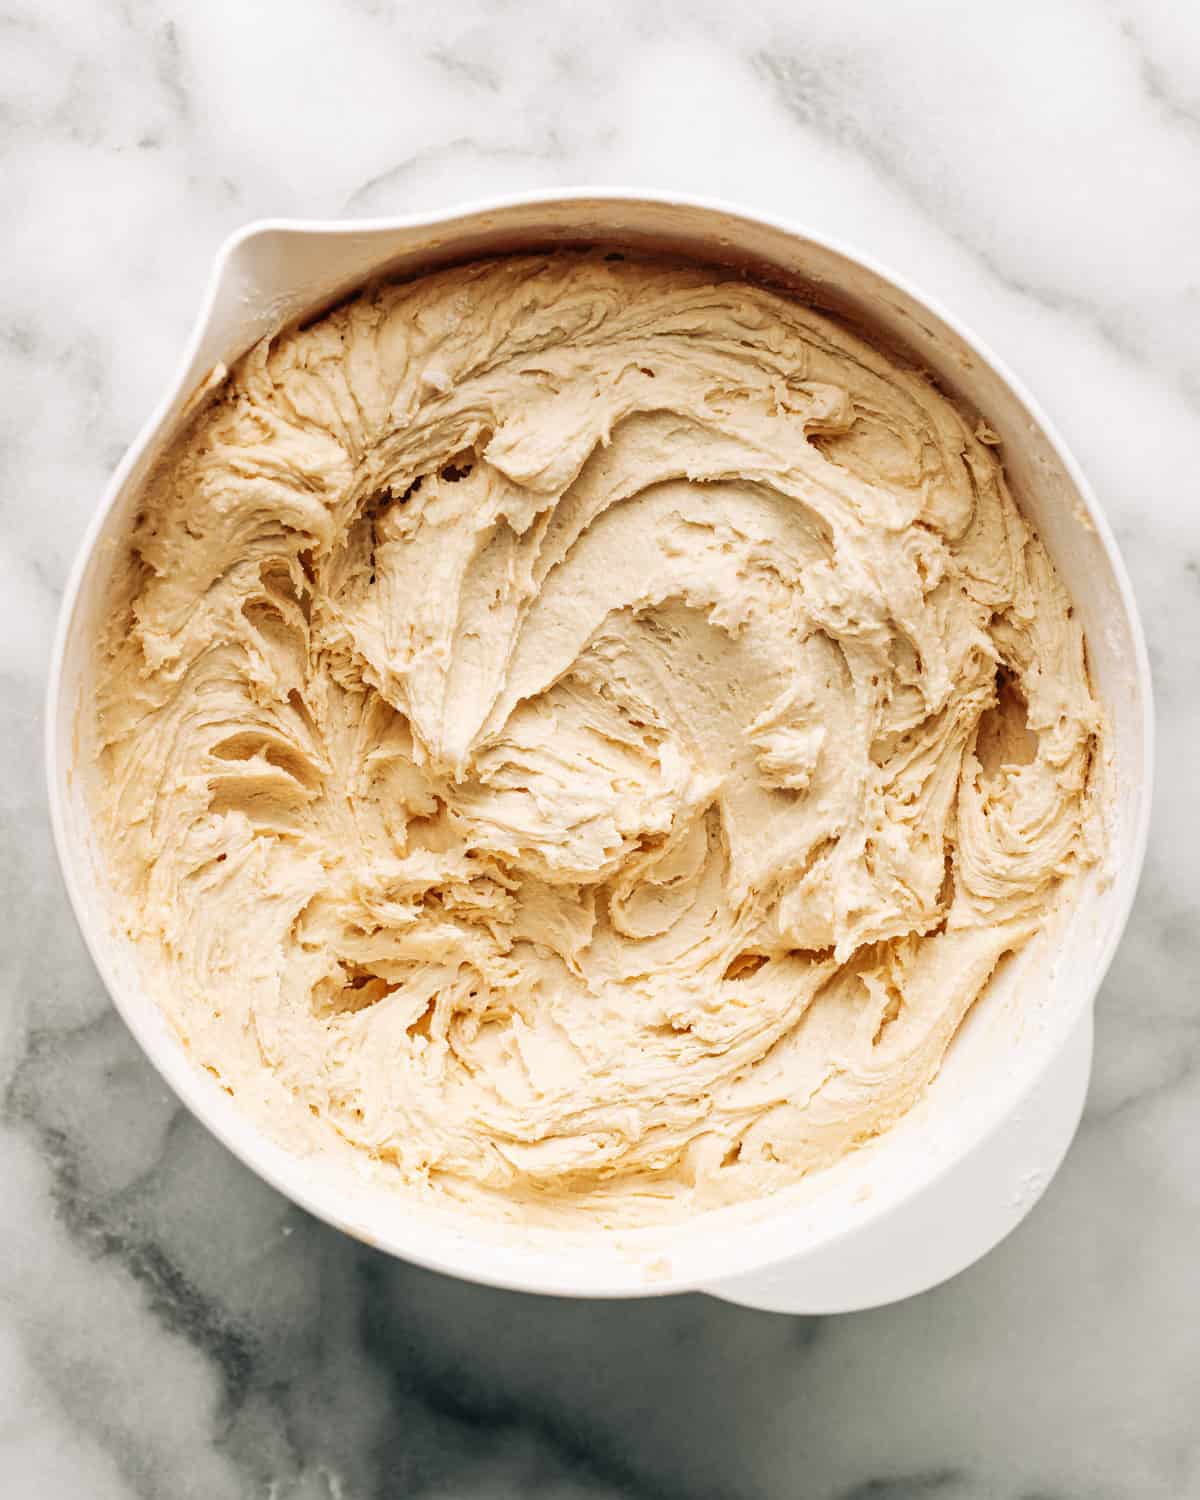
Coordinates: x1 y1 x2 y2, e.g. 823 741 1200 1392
92 251 1105 1225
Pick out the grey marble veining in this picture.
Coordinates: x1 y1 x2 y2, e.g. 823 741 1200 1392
2 1 1199 1496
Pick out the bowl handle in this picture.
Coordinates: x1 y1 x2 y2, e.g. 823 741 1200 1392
700 1007 1094 1314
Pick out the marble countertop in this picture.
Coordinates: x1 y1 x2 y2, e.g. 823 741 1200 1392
4 1 1199 1495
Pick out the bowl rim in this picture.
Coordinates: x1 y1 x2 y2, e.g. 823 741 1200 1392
45 186 1156 1297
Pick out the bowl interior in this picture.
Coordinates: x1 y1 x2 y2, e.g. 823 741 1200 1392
49 195 1150 1296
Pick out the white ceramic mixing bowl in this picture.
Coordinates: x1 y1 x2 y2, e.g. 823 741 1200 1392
46 192 1152 1313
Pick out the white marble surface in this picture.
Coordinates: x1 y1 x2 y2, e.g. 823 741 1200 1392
3 1 1199 1495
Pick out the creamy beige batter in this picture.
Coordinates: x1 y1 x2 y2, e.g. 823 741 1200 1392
93 253 1104 1223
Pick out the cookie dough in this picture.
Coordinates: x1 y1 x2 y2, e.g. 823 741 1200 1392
94 253 1104 1223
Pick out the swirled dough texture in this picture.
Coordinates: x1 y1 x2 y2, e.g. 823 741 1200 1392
95 254 1104 1224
